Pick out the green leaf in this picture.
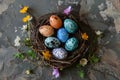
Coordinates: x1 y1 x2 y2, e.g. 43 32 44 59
76 64 81 68
14 53 25 59
20 54 25 59
78 70 85 79
23 38 31 47
89 55 99 64
27 50 36 59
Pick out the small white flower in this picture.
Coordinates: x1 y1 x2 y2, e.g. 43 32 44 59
80 58 88 66
26 38 30 41
95 30 103 35
28 16 33 21
21 24 28 31
25 70 31 75
14 36 21 46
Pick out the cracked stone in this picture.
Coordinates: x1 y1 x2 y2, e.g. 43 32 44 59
0 61 4 71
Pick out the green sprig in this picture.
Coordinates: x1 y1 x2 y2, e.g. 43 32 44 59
27 50 36 59
78 70 85 79
89 55 99 64
14 53 25 59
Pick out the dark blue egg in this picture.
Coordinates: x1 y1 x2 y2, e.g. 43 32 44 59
57 28 69 43
44 37 61 48
64 19 78 34
65 37 78 51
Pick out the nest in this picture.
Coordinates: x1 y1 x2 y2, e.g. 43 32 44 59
30 12 97 69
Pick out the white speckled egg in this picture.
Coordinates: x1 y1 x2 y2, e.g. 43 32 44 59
39 25 54 37
44 37 61 48
52 48 68 59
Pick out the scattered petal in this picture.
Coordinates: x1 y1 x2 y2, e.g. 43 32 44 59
95 30 102 36
21 24 28 31
52 68 60 78
63 6 72 15
28 16 33 21
14 36 21 46
81 33 88 40
80 58 88 66
42 50 51 60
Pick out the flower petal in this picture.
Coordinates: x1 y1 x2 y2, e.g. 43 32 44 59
52 68 60 78
55 72 60 78
81 33 88 40
80 58 88 66
20 6 29 14
14 36 21 46
63 6 72 15
52 68 58 75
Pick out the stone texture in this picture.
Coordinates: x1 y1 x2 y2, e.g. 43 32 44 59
0 0 120 80
0 61 4 71
0 0 15 14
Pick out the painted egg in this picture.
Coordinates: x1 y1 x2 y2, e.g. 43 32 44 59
57 28 69 43
44 37 61 48
64 19 78 34
49 15 62 29
52 48 68 59
39 25 54 37
65 37 79 51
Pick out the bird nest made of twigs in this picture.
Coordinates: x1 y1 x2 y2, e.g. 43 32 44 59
30 12 97 69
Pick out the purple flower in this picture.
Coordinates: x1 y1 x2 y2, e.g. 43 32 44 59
52 68 60 78
63 6 72 15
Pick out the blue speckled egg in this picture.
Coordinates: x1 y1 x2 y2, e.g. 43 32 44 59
52 48 68 59
44 37 61 48
65 37 78 51
64 19 78 34
57 28 69 43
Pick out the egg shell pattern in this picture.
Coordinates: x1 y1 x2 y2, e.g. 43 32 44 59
39 25 54 37
52 48 68 59
65 37 78 51
64 19 78 34
57 28 69 43
44 37 61 48
49 15 62 29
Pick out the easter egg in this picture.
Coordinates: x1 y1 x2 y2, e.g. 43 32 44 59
57 28 69 43
65 37 78 51
39 25 54 37
44 37 61 48
49 15 62 29
52 48 68 59
64 19 78 33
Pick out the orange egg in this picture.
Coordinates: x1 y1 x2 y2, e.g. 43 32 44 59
49 15 62 29
39 25 54 37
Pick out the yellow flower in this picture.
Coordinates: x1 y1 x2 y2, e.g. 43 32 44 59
81 33 88 40
20 6 29 14
42 50 51 60
80 58 88 66
22 15 31 23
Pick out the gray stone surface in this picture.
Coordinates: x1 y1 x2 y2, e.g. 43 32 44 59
0 0 15 14
0 0 120 80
